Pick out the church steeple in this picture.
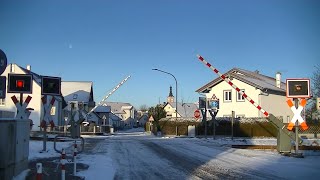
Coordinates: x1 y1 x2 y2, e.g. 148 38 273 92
169 86 173 97
167 86 174 103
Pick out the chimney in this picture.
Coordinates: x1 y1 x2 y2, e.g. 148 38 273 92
27 65 31 71
276 72 281 88
10 63 15 73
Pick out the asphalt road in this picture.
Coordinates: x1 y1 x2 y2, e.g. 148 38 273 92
83 130 283 180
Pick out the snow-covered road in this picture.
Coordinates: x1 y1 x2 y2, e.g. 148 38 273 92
77 129 320 180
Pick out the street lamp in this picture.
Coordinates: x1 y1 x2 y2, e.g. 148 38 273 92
152 68 178 136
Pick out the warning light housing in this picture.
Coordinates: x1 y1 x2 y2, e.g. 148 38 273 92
286 79 310 98
8 74 32 94
41 76 61 96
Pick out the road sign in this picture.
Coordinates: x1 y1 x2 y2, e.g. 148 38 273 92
210 94 218 101
208 99 219 110
41 96 56 128
199 97 206 109
149 115 154 121
194 109 200 119
286 99 308 131
286 79 310 98
11 95 32 119
0 76 6 98
8 74 33 94
42 76 61 95
0 49 7 75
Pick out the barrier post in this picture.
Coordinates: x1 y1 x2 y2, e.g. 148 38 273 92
73 141 77 176
36 163 42 180
61 149 66 180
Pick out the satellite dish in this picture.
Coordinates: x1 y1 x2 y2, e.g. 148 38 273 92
0 49 8 75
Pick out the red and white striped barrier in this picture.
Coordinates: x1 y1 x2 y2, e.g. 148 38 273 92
11 95 32 119
197 55 269 117
73 142 78 176
61 149 66 180
36 163 42 180
286 99 308 130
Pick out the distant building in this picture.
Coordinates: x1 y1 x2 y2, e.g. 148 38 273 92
164 102 198 118
61 81 97 124
196 68 293 122
163 86 198 118
61 81 95 112
167 86 175 103
93 105 111 125
104 102 137 128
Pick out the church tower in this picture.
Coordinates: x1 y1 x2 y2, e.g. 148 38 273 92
167 86 175 103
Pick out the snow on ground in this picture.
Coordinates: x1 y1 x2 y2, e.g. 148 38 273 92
28 140 74 160
77 154 115 180
15 128 320 179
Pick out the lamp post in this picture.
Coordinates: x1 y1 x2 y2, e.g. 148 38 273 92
152 68 178 136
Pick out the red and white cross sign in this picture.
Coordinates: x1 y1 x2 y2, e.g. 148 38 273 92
11 95 32 119
41 96 55 128
286 99 308 131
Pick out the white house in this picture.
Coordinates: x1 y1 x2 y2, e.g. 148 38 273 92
163 86 199 118
0 64 64 131
104 102 137 128
196 68 293 122
93 105 111 125
61 81 96 123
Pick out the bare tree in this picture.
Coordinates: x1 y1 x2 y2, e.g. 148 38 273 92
311 65 320 97
139 104 148 112
306 65 320 121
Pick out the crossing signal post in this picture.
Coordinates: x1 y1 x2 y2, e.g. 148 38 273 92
286 79 310 157
8 74 33 119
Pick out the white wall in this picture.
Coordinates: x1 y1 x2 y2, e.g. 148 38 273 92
261 93 294 123
206 79 261 118
164 104 181 118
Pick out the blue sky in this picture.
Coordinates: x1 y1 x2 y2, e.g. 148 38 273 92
0 0 319 108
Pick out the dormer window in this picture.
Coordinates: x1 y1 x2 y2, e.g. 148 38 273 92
73 94 78 99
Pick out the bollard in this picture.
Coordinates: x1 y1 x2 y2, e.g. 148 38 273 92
61 149 66 180
36 163 42 180
73 142 78 176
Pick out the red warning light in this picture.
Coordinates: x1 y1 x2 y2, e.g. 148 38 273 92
16 80 24 88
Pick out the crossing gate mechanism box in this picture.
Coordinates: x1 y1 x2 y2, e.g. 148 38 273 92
0 119 30 180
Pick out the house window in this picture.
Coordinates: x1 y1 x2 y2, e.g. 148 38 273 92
73 94 78 99
0 98 5 106
237 89 245 102
223 90 232 102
